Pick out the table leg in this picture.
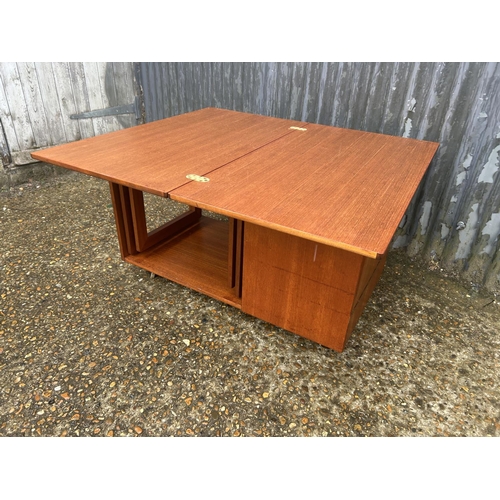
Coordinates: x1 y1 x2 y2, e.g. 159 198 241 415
228 218 244 297
109 182 137 258
109 182 202 257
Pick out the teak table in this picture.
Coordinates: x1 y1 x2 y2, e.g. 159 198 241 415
32 108 439 352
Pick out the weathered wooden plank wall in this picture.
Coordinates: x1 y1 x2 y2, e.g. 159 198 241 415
0 62 137 167
140 62 500 291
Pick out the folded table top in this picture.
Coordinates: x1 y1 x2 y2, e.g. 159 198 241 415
32 107 439 258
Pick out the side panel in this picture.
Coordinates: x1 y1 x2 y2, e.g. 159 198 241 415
348 253 387 335
241 223 368 352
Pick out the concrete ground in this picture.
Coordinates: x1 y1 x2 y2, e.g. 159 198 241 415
1 170 499 437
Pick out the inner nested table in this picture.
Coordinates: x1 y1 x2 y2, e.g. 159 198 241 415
32 107 439 352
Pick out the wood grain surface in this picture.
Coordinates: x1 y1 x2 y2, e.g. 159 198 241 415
171 122 439 257
34 107 438 256
125 217 241 308
241 223 368 351
31 107 306 196
32 107 439 351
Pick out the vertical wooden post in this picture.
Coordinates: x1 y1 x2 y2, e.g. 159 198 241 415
109 182 133 258
228 218 244 297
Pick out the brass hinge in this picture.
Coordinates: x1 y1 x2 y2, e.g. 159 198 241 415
186 174 210 182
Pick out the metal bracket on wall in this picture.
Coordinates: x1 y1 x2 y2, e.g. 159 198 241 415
70 95 142 121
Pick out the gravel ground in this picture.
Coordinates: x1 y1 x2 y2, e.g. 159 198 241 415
1 171 499 437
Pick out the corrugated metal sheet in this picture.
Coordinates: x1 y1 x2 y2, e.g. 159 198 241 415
140 62 500 291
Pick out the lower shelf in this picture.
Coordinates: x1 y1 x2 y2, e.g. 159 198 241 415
122 214 385 352
126 216 241 308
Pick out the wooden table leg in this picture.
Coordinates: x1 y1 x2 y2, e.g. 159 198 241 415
109 182 137 258
128 187 202 252
109 182 202 258
228 218 244 297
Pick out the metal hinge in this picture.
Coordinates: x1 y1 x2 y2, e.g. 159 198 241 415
186 174 210 182
70 95 142 121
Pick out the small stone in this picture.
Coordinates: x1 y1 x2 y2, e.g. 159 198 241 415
134 426 143 434
354 424 362 431
301 417 309 425
61 392 70 400
186 428 194 435
289 422 297 429
94 428 101 435
110 381 116 388
279 417 286 425
185 397 193 406
182 339 190 347
107 430 114 437
60 430 68 437
54 386 61 391
262 392 269 399
70 413 80 421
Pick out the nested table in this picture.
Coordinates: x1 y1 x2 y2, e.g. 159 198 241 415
32 108 438 352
